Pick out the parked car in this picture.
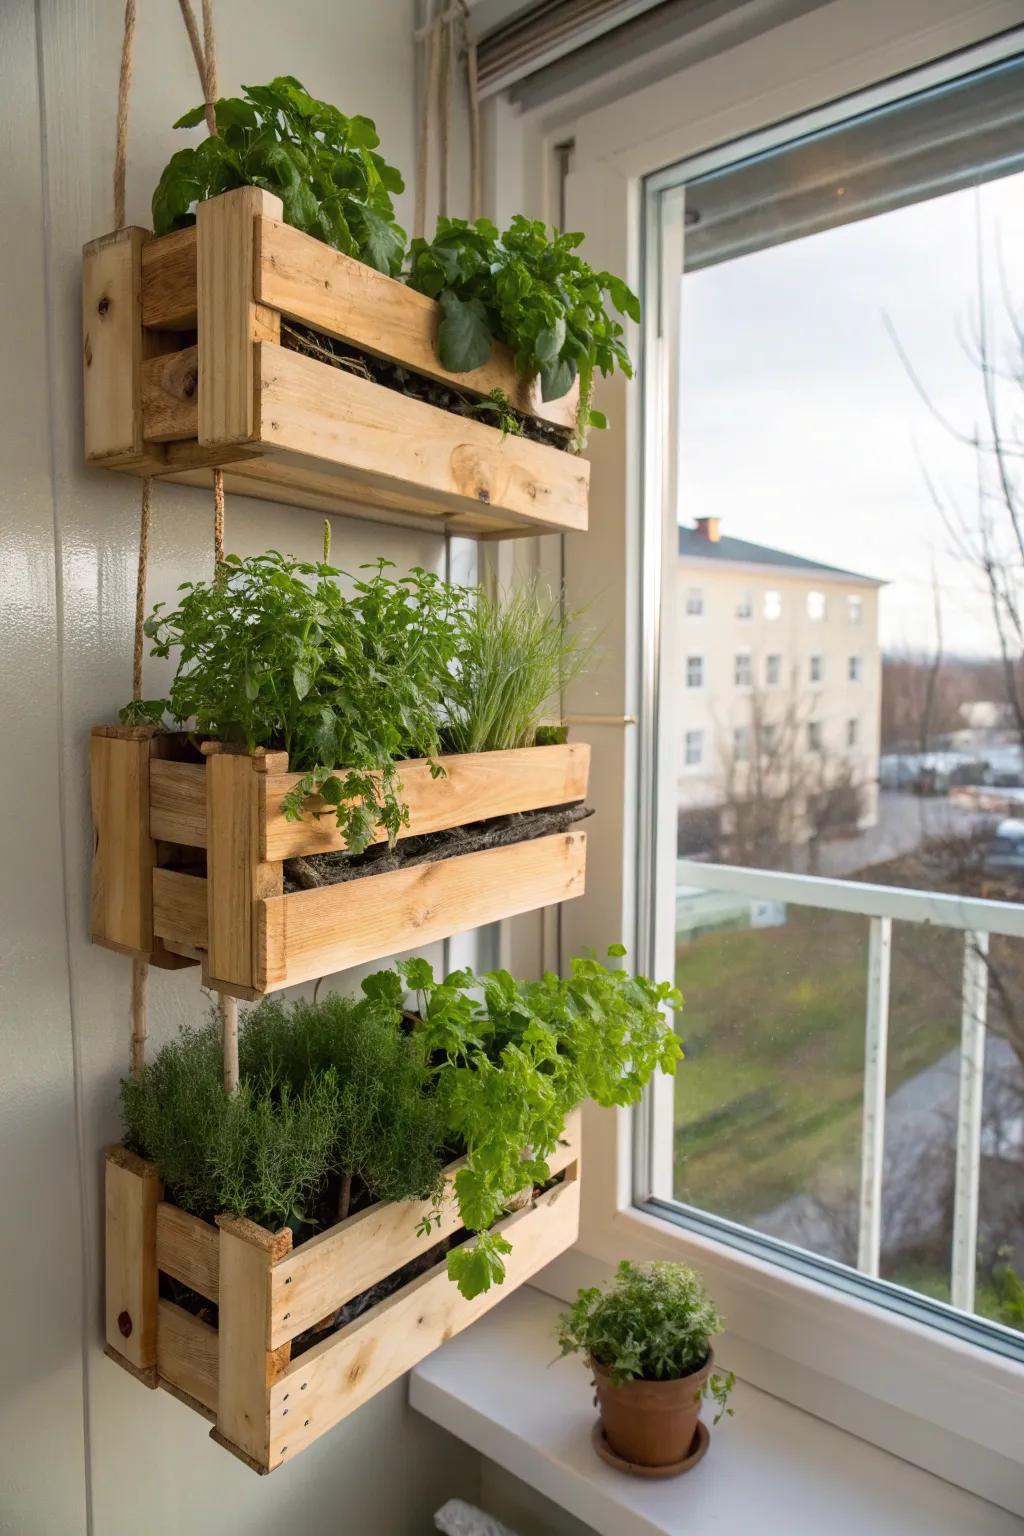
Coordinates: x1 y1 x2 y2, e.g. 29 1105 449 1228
984 818 1024 874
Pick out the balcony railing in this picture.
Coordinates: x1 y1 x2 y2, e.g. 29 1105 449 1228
675 859 1024 1312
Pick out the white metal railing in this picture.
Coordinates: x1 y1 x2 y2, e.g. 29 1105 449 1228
675 860 1024 1313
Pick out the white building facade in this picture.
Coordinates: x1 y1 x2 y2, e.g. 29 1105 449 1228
676 518 883 854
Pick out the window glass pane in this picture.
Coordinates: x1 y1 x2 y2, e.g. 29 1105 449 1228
666 49 1024 1346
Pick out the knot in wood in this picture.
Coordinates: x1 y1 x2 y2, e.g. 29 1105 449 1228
117 1310 133 1338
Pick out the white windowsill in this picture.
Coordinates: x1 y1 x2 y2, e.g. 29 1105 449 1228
410 1286 1021 1536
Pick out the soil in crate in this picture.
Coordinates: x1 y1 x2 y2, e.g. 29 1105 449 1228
156 1168 571 1360
281 321 575 453
283 800 592 892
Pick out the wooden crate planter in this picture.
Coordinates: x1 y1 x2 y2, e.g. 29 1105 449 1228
82 187 590 539
105 1111 581 1471
92 727 590 994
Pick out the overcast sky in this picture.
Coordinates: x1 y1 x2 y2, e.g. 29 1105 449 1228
677 170 1024 657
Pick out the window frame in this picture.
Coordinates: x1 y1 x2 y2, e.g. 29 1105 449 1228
765 651 783 687
685 584 704 617
764 588 782 620
734 648 753 688
522 0 1024 1506
809 652 824 685
685 652 705 689
683 727 704 768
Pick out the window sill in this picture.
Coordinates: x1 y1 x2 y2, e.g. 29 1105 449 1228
410 1286 1020 1536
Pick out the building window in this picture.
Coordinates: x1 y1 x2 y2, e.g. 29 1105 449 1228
765 653 782 687
736 590 754 621
686 586 704 617
686 654 704 689
685 729 704 766
809 654 824 685
807 590 826 621
763 722 779 754
849 655 863 683
735 651 752 687
848 593 863 624
733 725 751 762
764 589 782 620
807 720 823 752
847 717 859 748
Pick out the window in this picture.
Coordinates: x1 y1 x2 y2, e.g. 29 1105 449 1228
638 35 1024 1373
686 586 704 617
764 589 782 620
684 729 704 766
686 654 704 689
736 590 754 621
763 722 780 754
734 651 752 687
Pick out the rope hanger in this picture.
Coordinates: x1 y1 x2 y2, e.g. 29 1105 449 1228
116 0 236 1088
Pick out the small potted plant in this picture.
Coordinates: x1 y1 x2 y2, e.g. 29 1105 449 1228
557 1260 734 1477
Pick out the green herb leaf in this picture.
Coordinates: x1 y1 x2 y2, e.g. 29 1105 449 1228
437 292 493 373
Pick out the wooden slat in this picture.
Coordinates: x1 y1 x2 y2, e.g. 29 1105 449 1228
206 754 282 991
105 1148 161 1372
142 226 197 330
262 744 590 860
150 759 207 848
152 869 209 952
267 1173 581 1469
256 217 577 432
83 227 147 461
157 1203 219 1301
255 343 589 533
258 831 587 992
198 188 283 446
269 1110 582 1351
157 1300 218 1415
141 344 198 442
91 729 159 954
216 1217 292 1470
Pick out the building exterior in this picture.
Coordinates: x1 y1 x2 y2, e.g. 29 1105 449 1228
676 517 884 857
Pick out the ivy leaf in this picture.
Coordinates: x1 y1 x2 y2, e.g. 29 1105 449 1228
438 292 493 373
447 1232 513 1299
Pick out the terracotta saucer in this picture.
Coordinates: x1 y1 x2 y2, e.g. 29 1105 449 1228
591 1418 710 1479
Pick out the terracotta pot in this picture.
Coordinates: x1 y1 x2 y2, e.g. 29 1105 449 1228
590 1349 714 1468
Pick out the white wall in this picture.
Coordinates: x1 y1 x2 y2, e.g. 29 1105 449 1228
0 1 482 1530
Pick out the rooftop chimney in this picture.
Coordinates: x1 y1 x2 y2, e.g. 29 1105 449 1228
694 516 721 543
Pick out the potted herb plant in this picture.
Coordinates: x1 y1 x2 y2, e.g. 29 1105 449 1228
557 1260 734 1476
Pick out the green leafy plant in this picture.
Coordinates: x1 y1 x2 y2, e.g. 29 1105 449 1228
379 947 682 1297
442 582 590 755
405 215 639 447
456 388 524 441
151 77 405 274
124 539 461 853
557 1259 735 1422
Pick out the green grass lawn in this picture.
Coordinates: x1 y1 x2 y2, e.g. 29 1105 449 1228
672 906 962 1224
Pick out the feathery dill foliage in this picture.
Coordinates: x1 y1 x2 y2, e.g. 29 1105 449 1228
442 583 591 755
383 948 682 1299
122 545 462 853
556 1260 735 1420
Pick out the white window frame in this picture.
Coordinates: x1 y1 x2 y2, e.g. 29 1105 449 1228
685 652 704 689
765 651 782 687
764 588 782 620
685 584 704 617
808 718 824 752
515 1 1024 1510
850 654 863 683
810 653 824 685
807 589 827 621
735 588 754 621
734 648 752 688
848 592 864 624
684 728 704 767
733 723 751 762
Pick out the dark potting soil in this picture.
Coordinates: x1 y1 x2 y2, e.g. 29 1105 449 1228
283 800 593 893
280 319 575 453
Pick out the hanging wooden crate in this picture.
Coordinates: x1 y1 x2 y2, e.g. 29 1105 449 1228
91 727 590 994
105 1110 581 1471
82 187 589 538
